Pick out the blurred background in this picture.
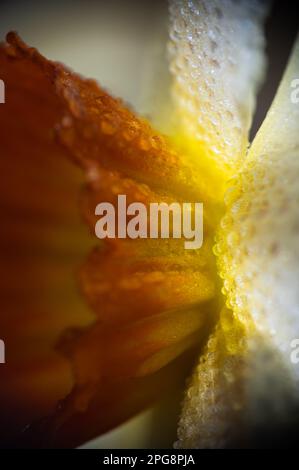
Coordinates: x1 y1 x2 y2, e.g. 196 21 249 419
0 0 172 129
0 0 298 137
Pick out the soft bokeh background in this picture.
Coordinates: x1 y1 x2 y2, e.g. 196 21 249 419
1 0 298 136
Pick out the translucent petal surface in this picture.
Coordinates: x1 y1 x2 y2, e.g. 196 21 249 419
218 35 299 366
169 0 269 170
175 308 249 449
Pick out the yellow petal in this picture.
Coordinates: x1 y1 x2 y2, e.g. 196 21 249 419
177 33 299 449
218 34 299 366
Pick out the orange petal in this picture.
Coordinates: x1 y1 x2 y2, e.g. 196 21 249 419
0 33 220 447
0 33 95 444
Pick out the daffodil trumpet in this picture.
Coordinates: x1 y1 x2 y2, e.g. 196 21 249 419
94 195 204 250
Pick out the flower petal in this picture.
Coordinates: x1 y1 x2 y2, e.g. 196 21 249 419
168 0 269 171
219 33 299 372
0 33 94 444
177 33 299 448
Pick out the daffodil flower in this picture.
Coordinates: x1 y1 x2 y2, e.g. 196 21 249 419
0 0 298 449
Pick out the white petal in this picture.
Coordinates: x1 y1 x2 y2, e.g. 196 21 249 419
250 34 299 157
176 28 299 450
168 0 269 168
